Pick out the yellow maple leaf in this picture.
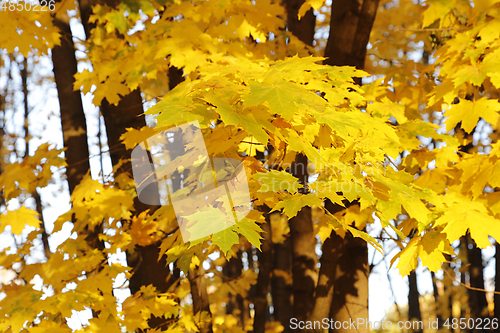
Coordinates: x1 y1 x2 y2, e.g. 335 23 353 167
238 136 266 156
298 0 324 19
445 98 500 133
391 231 454 276
237 19 266 42
435 193 500 248
120 126 161 150
0 207 40 235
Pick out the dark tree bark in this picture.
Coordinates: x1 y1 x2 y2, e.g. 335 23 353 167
328 233 368 333
309 201 344 324
244 247 255 326
309 231 339 323
253 212 273 333
466 234 490 332
431 271 443 329
223 252 245 326
189 265 213 333
51 18 91 194
324 0 380 70
79 0 169 295
282 0 319 321
459 237 468 329
321 2 380 331
51 16 108 324
283 0 316 46
271 235 293 332
288 154 318 322
408 271 422 333
443 255 454 333
51 16 105 256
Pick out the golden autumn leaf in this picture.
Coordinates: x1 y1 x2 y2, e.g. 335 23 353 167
0 207 40 235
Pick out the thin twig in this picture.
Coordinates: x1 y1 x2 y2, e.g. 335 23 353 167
443 266 500 295
395 27 466 32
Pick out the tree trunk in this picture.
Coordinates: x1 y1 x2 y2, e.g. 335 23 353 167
309 231 339 324
75 3 191 331
288 154 318 322
271 236 293 332
495 241 500 332
324 0 380 70
431 272 443 329
189 265 213 333
321 1 380 331
459 237 469 331
253 212 273 333
51 16 105 255
282 0 319 322
283 0 316 46
309 201 344 324
51 18 91 194
466 234 489 332
408 271 422 333
223 252 245 326
443 255 454 333
328 233 369 333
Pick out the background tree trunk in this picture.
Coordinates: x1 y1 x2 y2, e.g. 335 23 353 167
223 252 245 326
328 233 368 333
271 235 293 332
495 241 500 332
253 212 273 333
408 271 422 333
189 264 213 333
282 0 319 322
309 201 344 323
322 1 380 331
431 271 443 329
283 0 315 46
51 18 90 194
466 234 489 332
288 155 318 322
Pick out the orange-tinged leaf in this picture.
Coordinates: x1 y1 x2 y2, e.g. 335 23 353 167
120 126 160 150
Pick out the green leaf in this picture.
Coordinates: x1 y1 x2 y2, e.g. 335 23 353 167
345 225 384 254
233 218 263 250
147 95 212 128
203 92 270 144
213 228 240 255
285 129 325 163
244 81 305 121
271 193 323 218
